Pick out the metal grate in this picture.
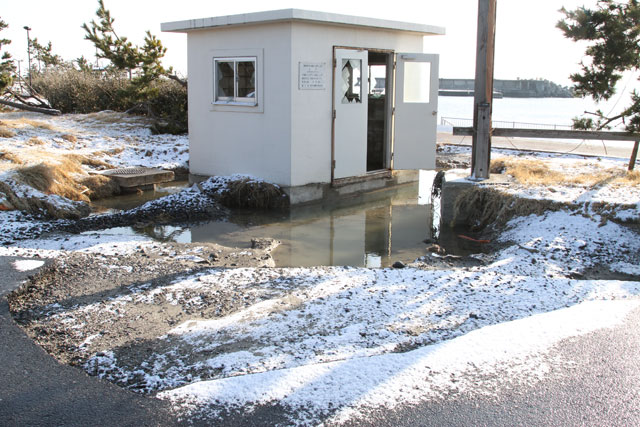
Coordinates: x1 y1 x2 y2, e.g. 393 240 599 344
105 167 151 175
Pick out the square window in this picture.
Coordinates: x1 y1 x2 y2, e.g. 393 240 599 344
213 57 257 105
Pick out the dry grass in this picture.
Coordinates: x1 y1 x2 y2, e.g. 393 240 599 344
16 158 90 202
0 118 55 131
80 175 120 199
26 137 45 146
99 146 125 156
453 186 565 230
0 152 23 164
10 152 118 204
0 127 16 138
616 170 640 184
220 178 288 209
65 154 114 170
491 158 637 188
61 133 77 143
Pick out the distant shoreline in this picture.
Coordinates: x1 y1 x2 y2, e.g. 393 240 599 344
439 78 574 98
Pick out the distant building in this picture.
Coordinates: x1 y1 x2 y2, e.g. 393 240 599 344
162 9 444 204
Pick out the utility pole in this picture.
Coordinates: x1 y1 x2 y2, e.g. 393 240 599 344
470 0 497 180
23 26 32 88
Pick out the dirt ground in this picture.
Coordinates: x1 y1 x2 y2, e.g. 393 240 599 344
8 239 279 371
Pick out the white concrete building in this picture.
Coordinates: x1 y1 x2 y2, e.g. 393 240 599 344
162 9 444 204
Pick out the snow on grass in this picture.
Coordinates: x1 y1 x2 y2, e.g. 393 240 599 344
494 155 640 205
0 111 188 170
486 210 640 278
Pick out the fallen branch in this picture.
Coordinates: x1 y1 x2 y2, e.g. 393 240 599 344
8 88 51 109
167 74 187 88
0 98 61 115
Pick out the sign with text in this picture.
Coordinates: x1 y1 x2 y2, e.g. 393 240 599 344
299 62 326 90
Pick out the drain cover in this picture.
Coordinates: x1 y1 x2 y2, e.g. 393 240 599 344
104 167 151 176
101 167 175 188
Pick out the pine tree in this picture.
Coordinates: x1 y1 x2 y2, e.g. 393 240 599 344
558 0 640 131
0 17 15 92
82 0 167 83
30 38 64 69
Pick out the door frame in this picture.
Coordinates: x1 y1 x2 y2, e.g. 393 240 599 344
331 46 395 183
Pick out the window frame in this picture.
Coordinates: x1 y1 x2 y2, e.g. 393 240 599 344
213 56 258 106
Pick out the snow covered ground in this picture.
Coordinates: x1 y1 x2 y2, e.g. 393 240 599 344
2 111 640 425
0 110 188 171
76 209 638 425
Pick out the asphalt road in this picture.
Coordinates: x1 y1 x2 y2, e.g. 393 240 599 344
438 131 639 162
344 305 640 427
2 255 639 426
0 256 181 427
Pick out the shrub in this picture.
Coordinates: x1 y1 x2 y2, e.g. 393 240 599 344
31 67 187 134
32 67 131 113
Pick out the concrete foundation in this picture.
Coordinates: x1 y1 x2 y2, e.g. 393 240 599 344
190 170 420 207
440 169 511 227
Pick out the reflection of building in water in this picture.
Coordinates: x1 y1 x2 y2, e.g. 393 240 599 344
189 194 432 268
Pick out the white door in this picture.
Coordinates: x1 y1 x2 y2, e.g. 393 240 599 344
333 48 369 180
393 53 439 170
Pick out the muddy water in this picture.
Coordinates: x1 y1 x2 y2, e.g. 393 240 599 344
91 181 190 212
138 184 479 268
190 188 433 268
97 179 481 268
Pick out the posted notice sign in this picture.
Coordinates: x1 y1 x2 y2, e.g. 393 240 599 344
299 62 326 90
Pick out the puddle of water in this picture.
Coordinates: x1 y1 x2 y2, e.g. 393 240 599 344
90 181 189 213
188 191 433 268
93 172 485 268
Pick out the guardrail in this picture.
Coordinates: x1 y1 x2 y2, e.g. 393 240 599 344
441 117 573 131
452 126 640 171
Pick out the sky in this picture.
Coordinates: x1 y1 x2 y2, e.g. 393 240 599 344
2 0 599 86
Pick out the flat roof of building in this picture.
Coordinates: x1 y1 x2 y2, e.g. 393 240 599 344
161 8 445 36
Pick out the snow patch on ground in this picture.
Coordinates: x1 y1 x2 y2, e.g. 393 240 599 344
12 259 45 271
58 208 636 425
0 111 188 170
159 299 639 425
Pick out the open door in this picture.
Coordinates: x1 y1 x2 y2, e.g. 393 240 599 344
333 48 369 180
393 53 439 170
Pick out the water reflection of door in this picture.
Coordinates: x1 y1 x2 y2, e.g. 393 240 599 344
329 213 366 266
364 206 392 267
188 198 431 268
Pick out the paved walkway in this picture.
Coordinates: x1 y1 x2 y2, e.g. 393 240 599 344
0 256 180 427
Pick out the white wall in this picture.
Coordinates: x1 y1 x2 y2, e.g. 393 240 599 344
289 22 427 187
187 20 437 188
187 23 293 186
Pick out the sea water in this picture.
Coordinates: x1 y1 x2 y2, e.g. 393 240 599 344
438 95 628 128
